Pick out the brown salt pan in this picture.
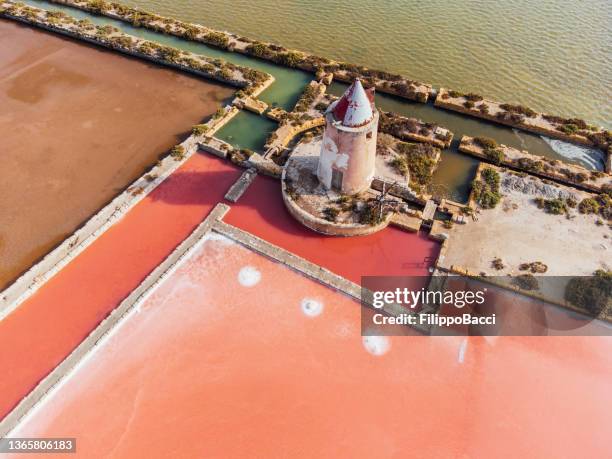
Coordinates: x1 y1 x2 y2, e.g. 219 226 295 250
0 20 233 290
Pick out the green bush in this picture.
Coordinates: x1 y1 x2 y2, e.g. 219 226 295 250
180 25 199 40
481 167 500 188
464 93 483 102
158 45 181 61
394 143 439 186
246 42 270 57
499 103 537 118
558 124 579 135
390 156 409 176
478 189 501 208
275 51 302 68
170 145 186 161
205 32 229 48
542 198 567 215
192 124 209 136
323 207 339 222
484 147 504 165
474 136 498 149
514 274 539 291
578 197 600 214
88 0 110 14
472 168 501 209
492 258 504 270
565 270 611 316
358 201 383 225
519 261 548 274
516 157 544 172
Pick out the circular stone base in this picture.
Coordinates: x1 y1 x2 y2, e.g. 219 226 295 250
281 137 393 236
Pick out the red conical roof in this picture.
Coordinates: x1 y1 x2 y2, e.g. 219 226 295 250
330 79 375 127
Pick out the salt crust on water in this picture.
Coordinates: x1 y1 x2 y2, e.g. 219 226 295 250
238 266 261 287
301 298 324 317
362 335 390 356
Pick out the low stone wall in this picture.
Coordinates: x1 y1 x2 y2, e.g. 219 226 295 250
390 213 422 233
246 152 283 178
0 1 273 92
234 96 268 114
0 135 198 318
0 203 232 438
266 117 326 152
39 0 432 103
378 111 453 148
281 164 391 236
281 187 391 236
0 97 241 319
459 136 611 193
435 88 609 152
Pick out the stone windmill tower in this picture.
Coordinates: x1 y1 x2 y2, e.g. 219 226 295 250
317 79 378 195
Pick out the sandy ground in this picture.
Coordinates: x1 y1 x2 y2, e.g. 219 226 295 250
0 20 233 289
8 234 612 458
442 171 610 276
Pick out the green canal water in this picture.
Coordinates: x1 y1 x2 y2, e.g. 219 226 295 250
216 111 277 153
22 0 609 202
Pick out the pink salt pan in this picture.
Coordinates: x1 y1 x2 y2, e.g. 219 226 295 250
8 235 612 458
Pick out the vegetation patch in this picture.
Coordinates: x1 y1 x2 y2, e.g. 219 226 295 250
565 270 611 317
519 261 548 274
514 157 544 173
322 207 339 222
389 142 439 192
192 124 209 136
578 194 611 219
534 197 568 215
170 145 186 161
358 200 385 226
473 137 498 149
513 274 539 291
499 103 537 118
474 137 505 165
294 83 319 112
471 167 501 209
492 258 505 270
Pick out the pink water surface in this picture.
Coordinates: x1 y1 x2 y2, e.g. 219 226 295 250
0 152 439 420
8 235 612 458
225 175 439 282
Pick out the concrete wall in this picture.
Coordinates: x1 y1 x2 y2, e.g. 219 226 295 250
317 112 379 194
281 186 390 237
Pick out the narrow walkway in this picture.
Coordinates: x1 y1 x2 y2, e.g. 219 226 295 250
0 152 440 420
0 153 242 419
